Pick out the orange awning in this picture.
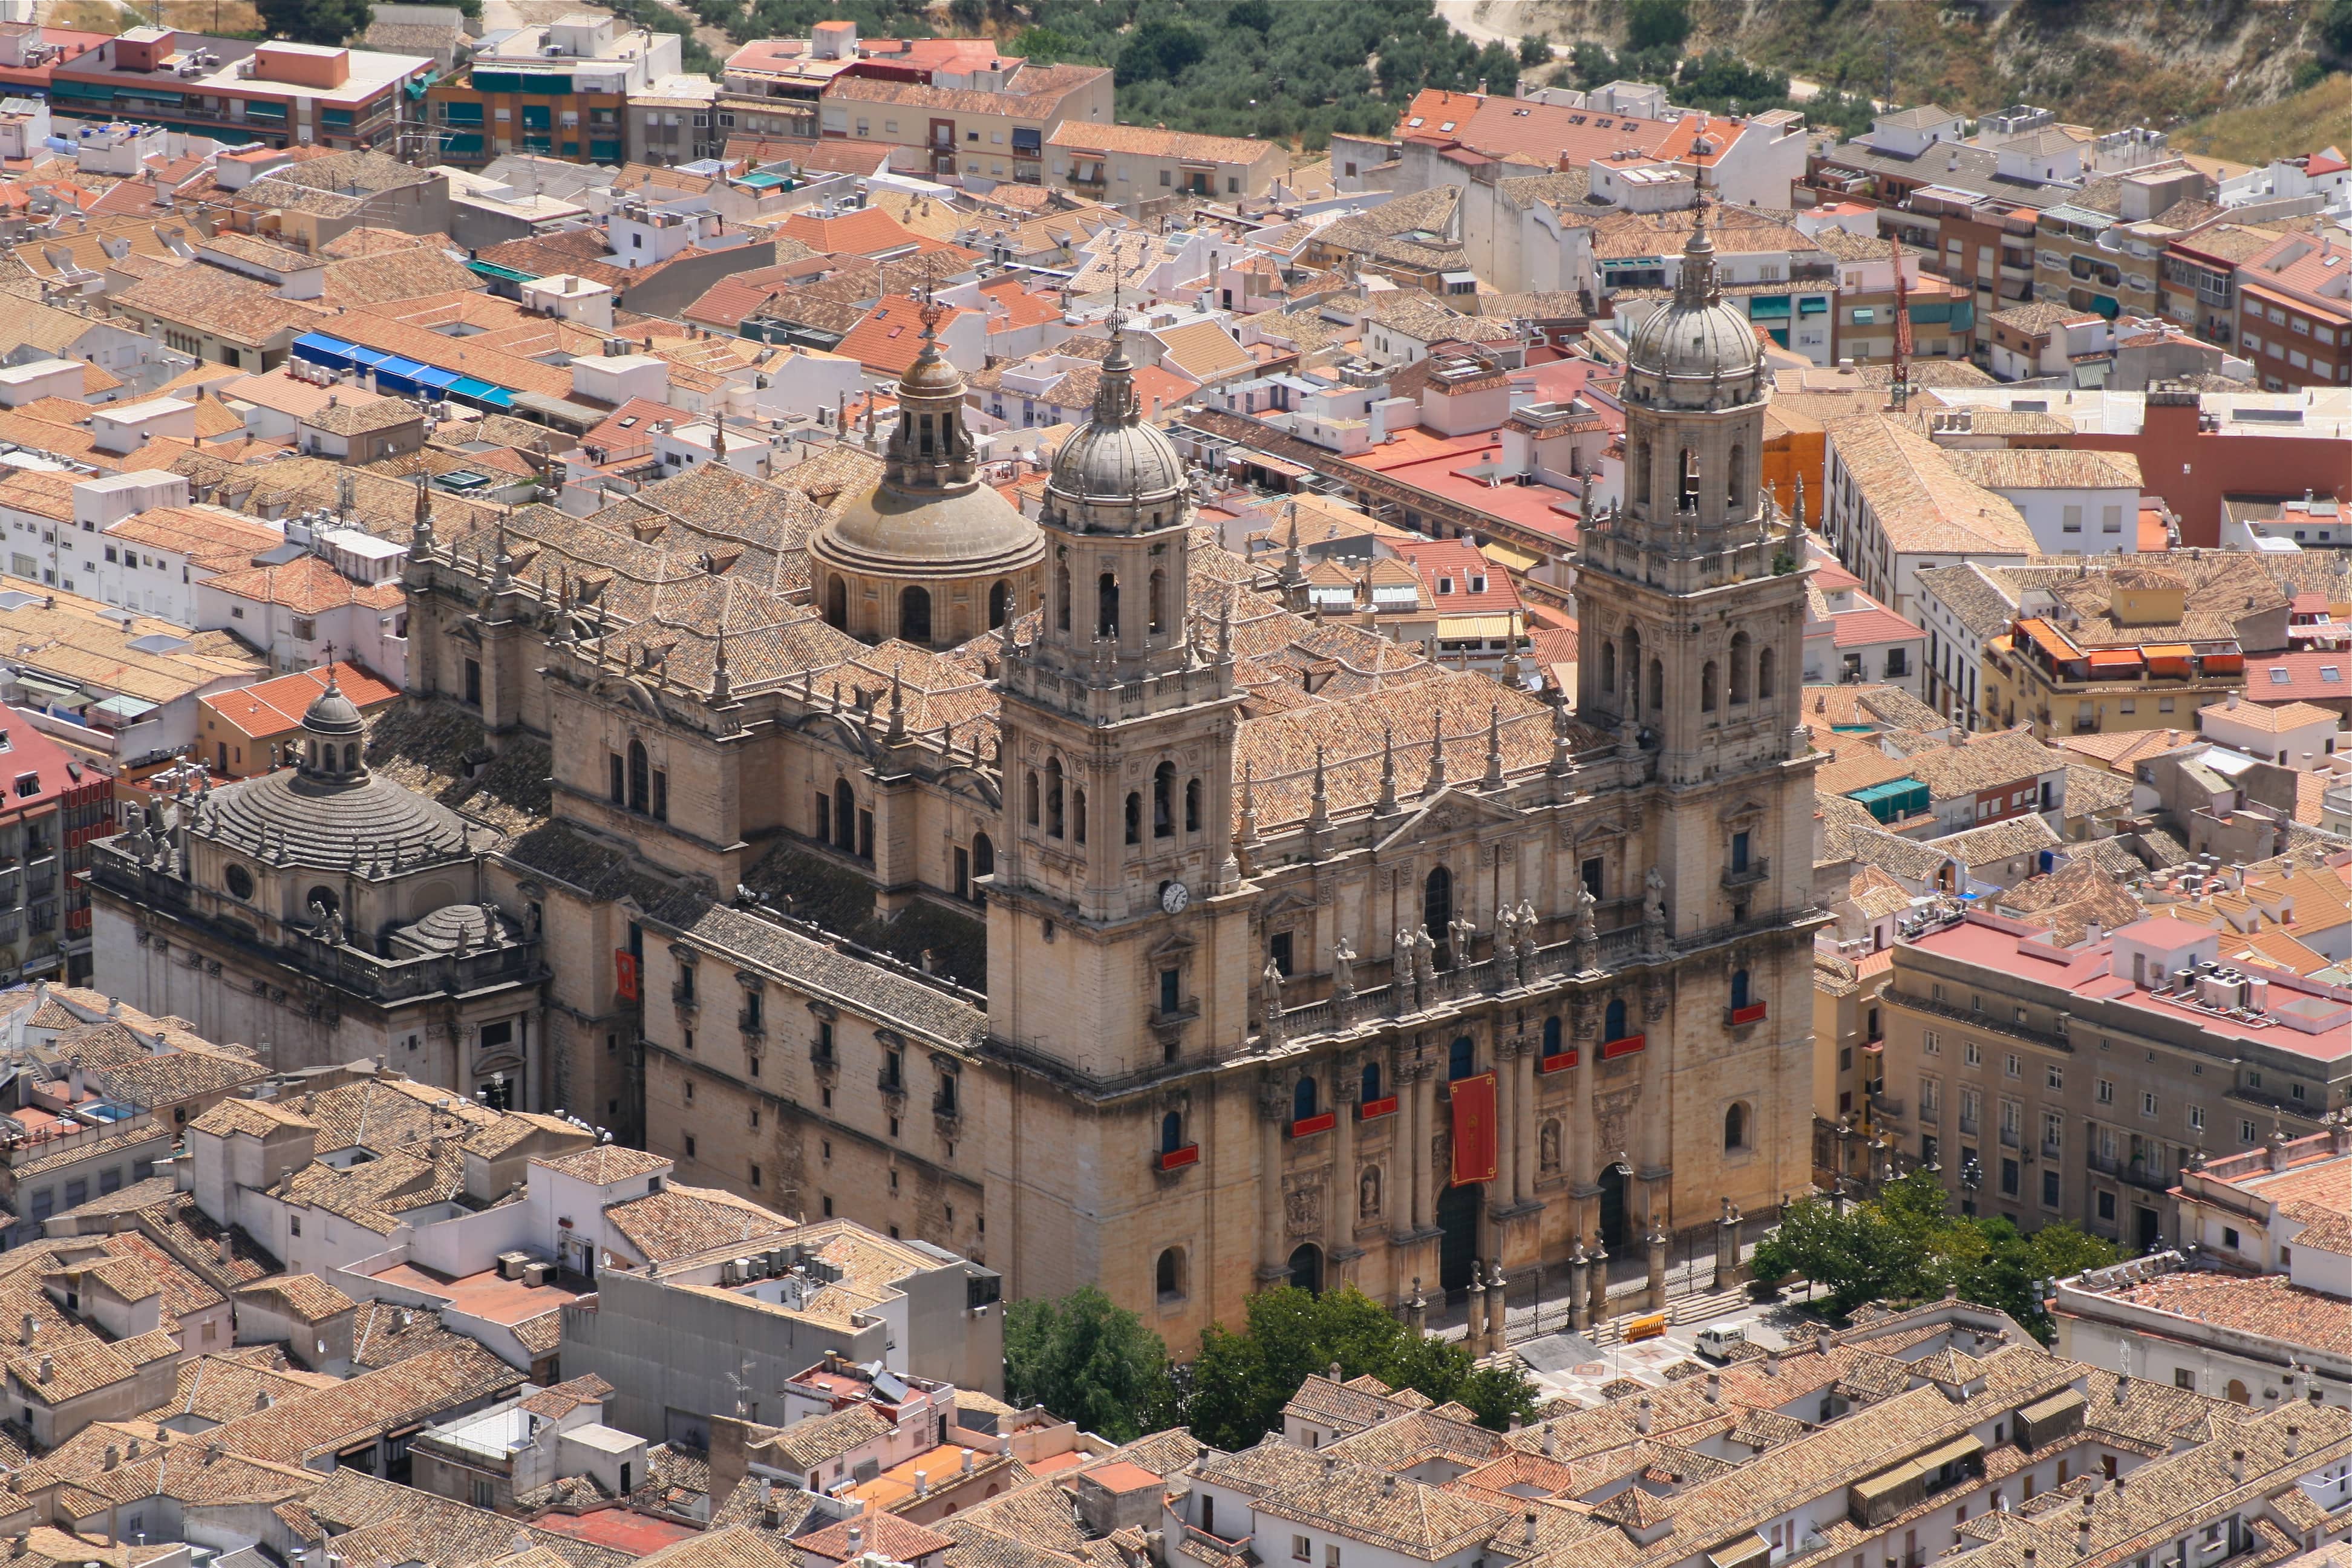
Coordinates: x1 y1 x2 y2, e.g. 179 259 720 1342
2204 651 2245 674
2017 618 2082 662
2087 649 2144 671
2145 642 2192 675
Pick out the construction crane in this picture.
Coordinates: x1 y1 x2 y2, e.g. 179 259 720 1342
1889 235 1914 411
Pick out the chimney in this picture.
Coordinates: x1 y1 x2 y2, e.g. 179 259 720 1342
17 1315 30 1347
1523 1511 1538 1546
1382 1474 1397 1494
915 1469 929 1497
103 1445 117 1470
2287 1425 2301 1458
1765 1347 1782 1377
1704 1373 1720 1404
960 1448 974 1475
2229 1449 2244 1485
846 1527 862 1556
1816 1327 1832 1356
36 1356 50 1383
1635 1396 1652 1435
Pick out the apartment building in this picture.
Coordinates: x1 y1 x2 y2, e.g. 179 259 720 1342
1887 186 2042 360
1982 558 2288 740
1819 412 2037 620
2158 222 2282 347
1815 226 1978 365
49 30 431 151
1045 122 1287 214
2233 230 2352 390
1941 448 2145 556
816 59 1110 182
2056 1125 2352 1408
2032 165 2213 327
1875 906 2352 1253
425 15 678 166
0 716 107 988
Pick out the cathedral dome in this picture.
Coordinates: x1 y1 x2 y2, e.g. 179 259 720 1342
1048 334 1186 509
1623 207 1765 403
811 300 1044 584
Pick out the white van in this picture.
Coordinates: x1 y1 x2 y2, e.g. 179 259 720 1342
1694 1324 1748 1361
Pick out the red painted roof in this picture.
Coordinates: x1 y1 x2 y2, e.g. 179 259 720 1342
838 295 969 376
1831 606 1925 649
0 709 105 819
201 662 397 742
2241 651 2352 704
1393 535 1525 616
529 1509 701 1554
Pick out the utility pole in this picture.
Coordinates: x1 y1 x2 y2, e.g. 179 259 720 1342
1889 234 1913 411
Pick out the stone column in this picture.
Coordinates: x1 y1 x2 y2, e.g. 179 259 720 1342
1713 1200 1743 1292
1485 1259 1507 1354
1585 1236 1609 1327
1412 1061 1438 1233
1469 1259 1487 1350
1331 1060 1361 1270
1567 1237 1590 1333
1258 1075 1289 1282
1406 1276 1428 1337
1645 1218 1669 1311
1492 1039 1517 1207
1515 1041 1538 1203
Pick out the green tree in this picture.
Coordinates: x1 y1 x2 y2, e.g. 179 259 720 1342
1519 32 1552 66
1474 38 1521 96
1182 1286 1540 1451
1003 1287 1177 1443
1116 19 1207 85
2321 0 2352 60
1011 25 1086 63
1569 38 1616 87
256 0 371 45
1624 0 1692 53
1229 0 1275 33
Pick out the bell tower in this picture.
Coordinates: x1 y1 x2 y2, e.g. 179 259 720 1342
987 321 1251 1077
1575 204 1812 926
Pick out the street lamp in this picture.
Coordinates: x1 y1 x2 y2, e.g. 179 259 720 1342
1958 1155 1982 1217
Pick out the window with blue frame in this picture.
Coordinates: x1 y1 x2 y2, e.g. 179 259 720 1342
1360 1060 1382 1103
1543 1016 1562 1056
1604 998 1628 1042
1160 1111 1183 1155
441 101 483 123
1293 1076 1318 1122
1448 1036 1475 1080
521 103 552 129
321 108 353 127
589 139 622 160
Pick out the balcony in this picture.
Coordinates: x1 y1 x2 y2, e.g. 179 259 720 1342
1726 1002 1769 1026
1157 1143 1199 1172
2088 1151 2177 1190
1721 857 1771 891
877 1070 906 1100
737 1007 765 1037
670 982 697 1010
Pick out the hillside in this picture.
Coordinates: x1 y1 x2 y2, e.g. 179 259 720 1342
1449 0 2339 142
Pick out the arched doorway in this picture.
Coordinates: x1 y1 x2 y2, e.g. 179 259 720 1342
1436 1181 1481 1296
825 575 848 630
1424 866 1453 964
1597 1163 1629 1252
1286 1243 1323 1295
900 585 932 644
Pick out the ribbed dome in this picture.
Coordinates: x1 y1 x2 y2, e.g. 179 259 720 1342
1046 330 1186 513
301 674 364 737
1623 207 1766 404
203 768 478 870
809 295 1044 581
390 901 520 956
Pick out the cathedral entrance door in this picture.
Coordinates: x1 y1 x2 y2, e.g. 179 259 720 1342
1437 1181 1481 1297
1286 1243 1323 1295
1598 1165 1629 1252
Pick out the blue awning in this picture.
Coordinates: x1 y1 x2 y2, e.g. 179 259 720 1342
447 376 513 409
293 332 360 367
368 355 433 391
413 366 462 392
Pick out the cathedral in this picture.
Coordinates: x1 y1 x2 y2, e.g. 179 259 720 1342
91 222 1823 1339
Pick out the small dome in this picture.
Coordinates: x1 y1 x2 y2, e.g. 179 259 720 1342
301 673 364 739
1622 208 1766 402
820 482 1044 573
202 768 482 869
1045 332 1186 512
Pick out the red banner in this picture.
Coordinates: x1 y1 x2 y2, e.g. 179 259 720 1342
1449 1071 1498 1187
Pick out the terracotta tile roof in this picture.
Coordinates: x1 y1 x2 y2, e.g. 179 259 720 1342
203 662 399 742
533 1144 673 1184
603 1182 792 1263
113 264 330 347
200 556 406 615
2197 697 2339 732
1825 414 2039 558
233 1273 357 1322
837 295 970 376
1045 121 1277 167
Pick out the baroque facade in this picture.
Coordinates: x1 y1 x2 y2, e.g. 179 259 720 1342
94 224 1826 1338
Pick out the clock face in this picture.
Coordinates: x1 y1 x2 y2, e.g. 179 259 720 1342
1160 880 1191 914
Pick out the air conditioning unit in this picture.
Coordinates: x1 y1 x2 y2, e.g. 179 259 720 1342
521 1260 554 1286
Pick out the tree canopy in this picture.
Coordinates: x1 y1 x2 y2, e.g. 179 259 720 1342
256 0 371 46
1004 1286 1178 1443
1001 1283 1538 1451
1748 1172 2118 1338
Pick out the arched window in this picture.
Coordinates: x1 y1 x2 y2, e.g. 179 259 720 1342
1648 659 1664 712
899 585 932 644
1148 569 1167 636
1361 1060 1382 1103
1024 771 1040 828
1292 1075 1318 1122
1723 1102 1748 1151
1731 967 1752 1009
1423 866 1452 946
1097 572 1119 638
1045 759 1065 839
1726 443 1745 509
1073 789 1088 844
1543 1016 1562 1056
305 885 339 918
1604 996 1628 1042
825 575 848 630
1601 638 1618 698
1702 659 1719 713
1448 1035 1475 1080
1184 778 1201 833
1156 1247 1183 1301
1633 440 1650 505
972 833 994 881
1758 645 1777 700
1124 792 1142 844
987 580 1011 629
1054 563 1071 632
627 740 650 814
1678 447 1699 511
342 743 358 772
1152 762 1175 838
1160 1111 1184 1154
1730 632 1751 704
